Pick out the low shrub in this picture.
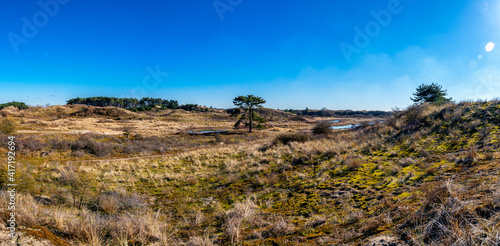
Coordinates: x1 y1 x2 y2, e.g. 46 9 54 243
289 115 307 121
70 139 85 151
94 190 147 213
96 193 122 214
17 136 48 152
49 139 70 151
70 135 112 157
273 133 310 145
87 141 112 157
312 122 332 135
0 117 18 135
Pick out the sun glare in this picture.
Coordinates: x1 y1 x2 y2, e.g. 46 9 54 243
485 42 495 52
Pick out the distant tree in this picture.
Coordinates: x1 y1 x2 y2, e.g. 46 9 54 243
233 95 266 133
66 97 179 111
180 104 199 111
301 107 311 115
122 123 135 140
0 101 29 110
411 83 451 104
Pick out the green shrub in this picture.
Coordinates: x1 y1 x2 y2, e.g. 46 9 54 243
0 117 18 135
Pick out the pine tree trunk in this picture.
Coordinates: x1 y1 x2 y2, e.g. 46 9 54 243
249 109 253 133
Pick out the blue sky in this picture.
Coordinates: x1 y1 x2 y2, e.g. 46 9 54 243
1 0 499 110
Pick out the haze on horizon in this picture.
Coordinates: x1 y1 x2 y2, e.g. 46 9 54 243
1 0 499 110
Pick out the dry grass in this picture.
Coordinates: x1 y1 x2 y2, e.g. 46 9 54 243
400 179 500 245
224 197 258 243
0 191 177 245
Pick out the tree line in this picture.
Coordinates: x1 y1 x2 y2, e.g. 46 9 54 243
66 97 179 111
285 109 391 117
0 101 29 111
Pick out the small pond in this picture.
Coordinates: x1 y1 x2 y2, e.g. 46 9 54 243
188 130 229 135
330 121 385 130
330 124 359 130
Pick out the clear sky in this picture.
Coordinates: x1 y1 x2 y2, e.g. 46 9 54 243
1 0 499 110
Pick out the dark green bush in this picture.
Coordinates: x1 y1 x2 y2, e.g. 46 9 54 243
66 97 178 110
0 101 28 110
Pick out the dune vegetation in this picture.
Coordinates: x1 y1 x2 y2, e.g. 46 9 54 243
0 100 499 245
